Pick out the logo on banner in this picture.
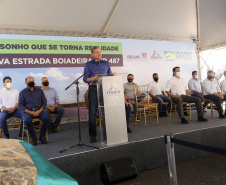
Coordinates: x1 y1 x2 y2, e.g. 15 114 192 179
150 50 162 60
164 51 175 61
141 52 147 58
107 84 120 96
127 55 141 59
175 51 192 61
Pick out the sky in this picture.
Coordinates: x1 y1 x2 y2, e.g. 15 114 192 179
201 47 226 81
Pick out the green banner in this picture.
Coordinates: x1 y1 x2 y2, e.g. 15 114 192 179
0 39 122 54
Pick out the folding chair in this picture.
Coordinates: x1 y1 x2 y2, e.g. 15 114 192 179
22 118 48 143
135 85 159 126
0 116 21 138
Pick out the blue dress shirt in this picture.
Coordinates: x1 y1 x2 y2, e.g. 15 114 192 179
18 87 47 112
83 59 112 85
188 78 201 95
41 87 59 106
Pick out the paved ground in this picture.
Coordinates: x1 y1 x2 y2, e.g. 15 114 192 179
96 154 226 185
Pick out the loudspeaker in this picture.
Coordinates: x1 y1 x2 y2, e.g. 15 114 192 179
100 157 138 184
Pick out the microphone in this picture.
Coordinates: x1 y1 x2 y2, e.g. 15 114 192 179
95 60 100 64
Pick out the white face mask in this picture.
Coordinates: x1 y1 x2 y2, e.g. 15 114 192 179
6 82 12 89
194 75 198 79
176 72 180 77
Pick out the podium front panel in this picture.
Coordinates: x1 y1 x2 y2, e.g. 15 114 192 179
99 76 128 146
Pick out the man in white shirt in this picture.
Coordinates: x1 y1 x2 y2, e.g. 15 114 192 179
148 73 171 117
220 71 226 95
220 70 226 116
165 67 208 124
188 71 208 111
202 70 225 118
0 76 23 138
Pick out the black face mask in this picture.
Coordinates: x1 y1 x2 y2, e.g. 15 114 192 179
207 76 213 80
154 77 158 82
28 82 35 87
43 81 49 86
128 79 133 82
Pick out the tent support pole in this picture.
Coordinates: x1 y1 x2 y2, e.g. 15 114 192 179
196 0 202 80
101 0 122 37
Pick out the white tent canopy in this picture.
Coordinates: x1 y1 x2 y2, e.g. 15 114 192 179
200 0 226 51
0 0 225 51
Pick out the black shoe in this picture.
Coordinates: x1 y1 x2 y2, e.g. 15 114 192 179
181 118 189 124
219 114 225 119
31 137 37 146
163 111 168 117
18 132 27 139
127 127 132 133
184 112 189 116
159 112 164 117
197 116 208 122
39 136 48 144
90 138 96 143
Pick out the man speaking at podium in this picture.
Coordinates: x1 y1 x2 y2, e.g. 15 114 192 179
83 46 112 143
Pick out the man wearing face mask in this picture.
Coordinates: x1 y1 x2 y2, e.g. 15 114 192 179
19 76 50 145
188 71 208 111
202 70 225 118
124 74 145 120
148 73 171 117
166 67 208 124
0 76 24 139
220 71 226 116
41 77 65 132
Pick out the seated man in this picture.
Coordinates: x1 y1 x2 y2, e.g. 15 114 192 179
125 98 133 133
165 67 208 124
202 70 225 118
41 77 65 133
220 70 226 116
188 71 208 111
148 73 171 117
0 76 23 139
124 74 145 120
19 76 50 145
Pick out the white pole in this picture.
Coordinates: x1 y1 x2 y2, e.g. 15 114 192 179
102 0 122 36
196 0 202 81
165 134 178 185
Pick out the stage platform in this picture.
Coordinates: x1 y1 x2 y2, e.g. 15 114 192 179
3 109 226 185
